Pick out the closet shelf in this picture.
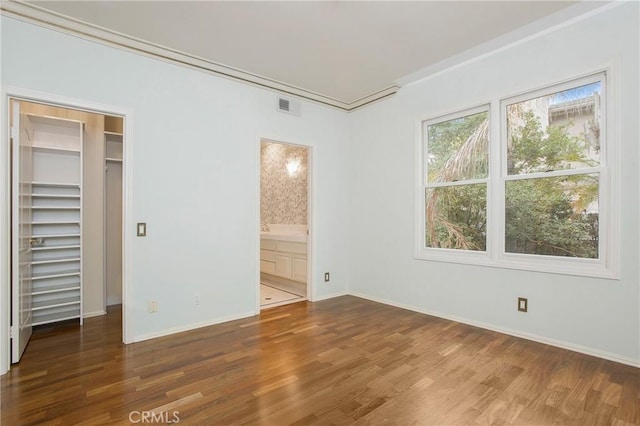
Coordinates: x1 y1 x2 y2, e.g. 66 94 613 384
31 269 81 280
32 206 80 210
32 312 80 327
32 221 80 225
31 182 80 188
31 194 80 199
33 145 81 154
106 157 123 163
104 131 123 136
31 283 81 296
31 233 80 239
31 256 80 265
27 113 83 126
32 245 81 251
32 297 80 311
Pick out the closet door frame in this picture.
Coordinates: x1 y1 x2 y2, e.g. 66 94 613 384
0 87 134 375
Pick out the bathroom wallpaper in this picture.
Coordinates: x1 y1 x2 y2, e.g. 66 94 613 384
261 142 308 225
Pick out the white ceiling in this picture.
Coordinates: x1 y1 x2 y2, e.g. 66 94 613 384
9 1 608 109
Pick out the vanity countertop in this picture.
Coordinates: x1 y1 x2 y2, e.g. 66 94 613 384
260 231 307 243
260 224 307 243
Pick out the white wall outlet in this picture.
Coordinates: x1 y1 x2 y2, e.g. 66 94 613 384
193 293 200 306
149 300 158 313
324 272 330 282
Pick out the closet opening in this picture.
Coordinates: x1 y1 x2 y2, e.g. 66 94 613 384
7 97 126 365
259 139 311 309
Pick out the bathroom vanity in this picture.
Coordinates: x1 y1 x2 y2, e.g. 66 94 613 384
260 225 307 283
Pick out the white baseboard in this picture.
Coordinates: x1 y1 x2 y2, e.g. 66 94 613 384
83 310 106 318
312 291 347 302
85 291 639 368
349 291 640 368
132 311 256 343
131 293 345 344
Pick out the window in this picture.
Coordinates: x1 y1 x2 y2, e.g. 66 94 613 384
423 108 489 252
504 81 602 259
417 72 617 278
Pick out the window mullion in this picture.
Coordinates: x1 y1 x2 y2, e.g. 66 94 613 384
490 99 503 261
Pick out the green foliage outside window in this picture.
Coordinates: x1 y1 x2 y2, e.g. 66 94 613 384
426 111 488 183
426 184 487 250
505 175 598 258
425 111 488 250
505 106 599 258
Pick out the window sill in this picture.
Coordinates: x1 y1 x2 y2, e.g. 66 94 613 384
414 248 619 280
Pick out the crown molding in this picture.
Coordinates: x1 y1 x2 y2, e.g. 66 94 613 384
0 0 398 112
347 86 400 111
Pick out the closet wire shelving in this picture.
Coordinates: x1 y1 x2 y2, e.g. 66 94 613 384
28 114 83 326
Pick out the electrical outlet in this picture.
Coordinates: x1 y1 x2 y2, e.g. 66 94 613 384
149 300 158 313
518 297 528 312
324 272 330 282
194 293 200 306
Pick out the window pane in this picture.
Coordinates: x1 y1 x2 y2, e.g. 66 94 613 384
505 174 599 258
507 81 601 175
426 184 486 250
426 111 489 183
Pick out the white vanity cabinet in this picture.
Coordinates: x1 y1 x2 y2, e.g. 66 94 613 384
260 239 276 275
260 238 307 283
291 254 307 282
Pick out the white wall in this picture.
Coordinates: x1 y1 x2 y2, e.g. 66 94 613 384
348 3 639 365
1 15 350 362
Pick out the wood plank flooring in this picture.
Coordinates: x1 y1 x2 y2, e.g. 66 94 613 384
2 296 638 425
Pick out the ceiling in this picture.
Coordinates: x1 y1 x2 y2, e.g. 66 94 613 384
4 1 608 110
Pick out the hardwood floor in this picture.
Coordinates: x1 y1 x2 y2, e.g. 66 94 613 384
2 297 638 425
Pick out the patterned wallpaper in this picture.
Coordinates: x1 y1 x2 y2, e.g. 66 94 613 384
261 142 308 225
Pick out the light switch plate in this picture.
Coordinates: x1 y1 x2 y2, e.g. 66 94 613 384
518 297 528 312
137 222 146 237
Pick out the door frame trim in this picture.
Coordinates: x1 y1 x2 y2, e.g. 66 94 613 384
1 86 134 374
256 136 314 312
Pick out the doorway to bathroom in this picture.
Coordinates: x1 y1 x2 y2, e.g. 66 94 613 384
259 139 310 309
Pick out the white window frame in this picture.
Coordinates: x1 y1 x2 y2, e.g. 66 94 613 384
415 69 619 279
417 104 492 266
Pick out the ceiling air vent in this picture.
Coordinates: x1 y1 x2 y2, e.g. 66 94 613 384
277 96 300 116
279 97 290 111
